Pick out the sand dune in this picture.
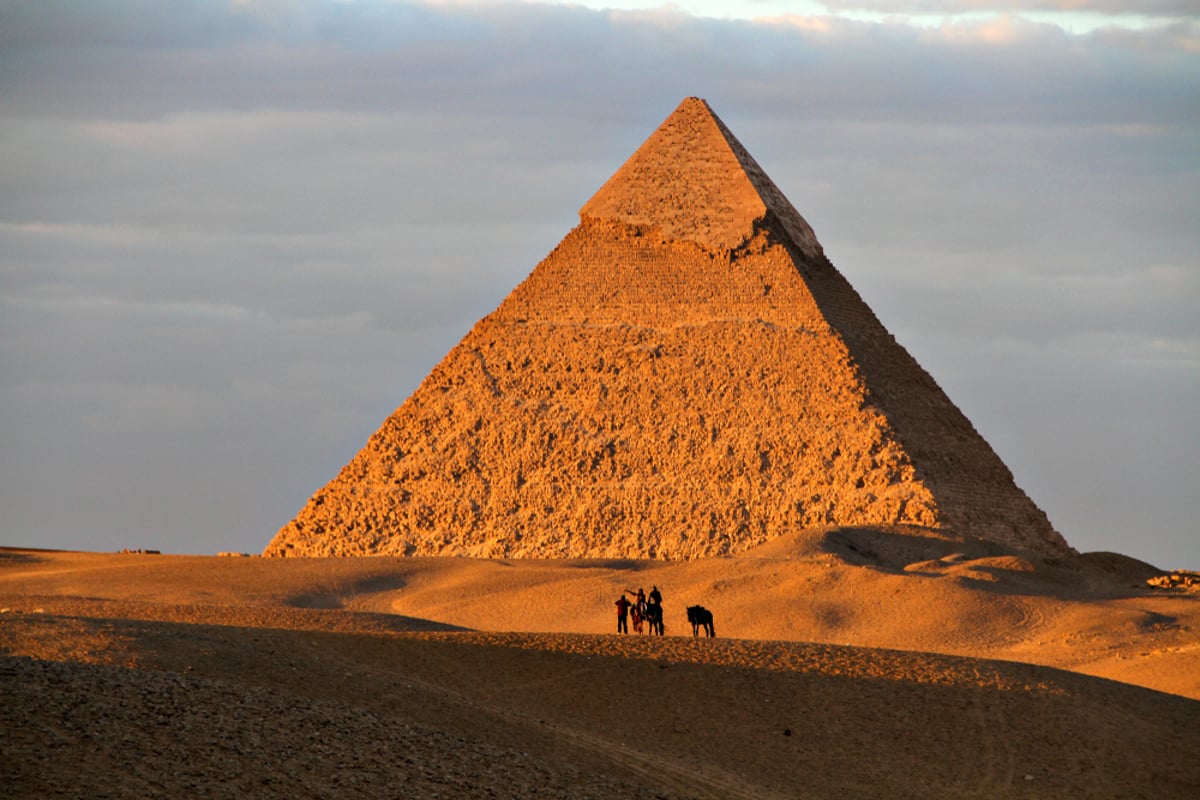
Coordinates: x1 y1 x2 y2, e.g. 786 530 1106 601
2 537 1198 798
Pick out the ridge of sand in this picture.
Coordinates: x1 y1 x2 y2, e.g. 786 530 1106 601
3 545 1198 798
4 538 1197 698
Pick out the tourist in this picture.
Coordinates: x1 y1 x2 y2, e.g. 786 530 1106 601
647 585 664 635
615 594 631 634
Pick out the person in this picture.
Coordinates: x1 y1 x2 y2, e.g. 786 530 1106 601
646 585 664 636
615 594 631 634
624 587 647 633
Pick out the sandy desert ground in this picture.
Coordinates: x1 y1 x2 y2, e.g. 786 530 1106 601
2 528 1198 798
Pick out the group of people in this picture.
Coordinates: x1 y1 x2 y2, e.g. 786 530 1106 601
614 585 664 635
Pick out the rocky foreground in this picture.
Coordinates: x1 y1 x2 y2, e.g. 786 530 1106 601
4 617 1198 800
2 543 1198 798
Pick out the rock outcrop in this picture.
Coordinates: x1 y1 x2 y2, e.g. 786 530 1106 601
1148 571 1200 591
265 97 1070 560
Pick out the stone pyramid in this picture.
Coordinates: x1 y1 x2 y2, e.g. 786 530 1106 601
265 97 1070 560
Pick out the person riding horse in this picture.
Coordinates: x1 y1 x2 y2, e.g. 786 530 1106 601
644 602 664 635
645 585 665 635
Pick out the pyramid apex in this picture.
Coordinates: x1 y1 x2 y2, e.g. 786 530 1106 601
580 98 824 259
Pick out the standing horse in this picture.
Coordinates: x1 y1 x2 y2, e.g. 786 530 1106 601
630 603 644 634
686 605 715 637
644 602 665 636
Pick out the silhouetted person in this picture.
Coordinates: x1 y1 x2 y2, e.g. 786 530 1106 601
626 587 647 615
615 594 631 634
646 585 664 635
623 589 644 633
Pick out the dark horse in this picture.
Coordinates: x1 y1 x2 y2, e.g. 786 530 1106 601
644 602 665 636
686 605 715 637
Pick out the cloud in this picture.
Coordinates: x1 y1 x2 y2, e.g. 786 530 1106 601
1 0 1197 565
815 1 1199 17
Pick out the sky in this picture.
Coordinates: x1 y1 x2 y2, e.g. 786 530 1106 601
1 0 1196 567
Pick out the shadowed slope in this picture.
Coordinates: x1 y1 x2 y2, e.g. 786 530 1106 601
3 541 1198 798
266 98 1067 559
4 546 1198 700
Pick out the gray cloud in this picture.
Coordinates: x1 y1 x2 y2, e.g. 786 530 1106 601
1 1 1196 566
815 0 1200 16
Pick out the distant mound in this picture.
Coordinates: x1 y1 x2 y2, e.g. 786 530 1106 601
743 525 997 566
267 98 1070 560
1077 551 1163 583
743 525 1096 597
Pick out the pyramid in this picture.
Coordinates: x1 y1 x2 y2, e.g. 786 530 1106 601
265 97 1070 560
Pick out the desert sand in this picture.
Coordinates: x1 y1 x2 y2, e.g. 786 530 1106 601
3 531 1197 799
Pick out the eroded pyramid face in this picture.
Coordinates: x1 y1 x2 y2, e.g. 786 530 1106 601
265 98 1069 560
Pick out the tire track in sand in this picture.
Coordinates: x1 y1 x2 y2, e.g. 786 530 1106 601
384 660 783 800
960 680 1018 797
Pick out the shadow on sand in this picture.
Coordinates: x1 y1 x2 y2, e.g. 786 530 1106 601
750 526 1164 600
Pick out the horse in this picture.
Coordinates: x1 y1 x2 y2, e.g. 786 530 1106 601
686 605 715 637
644 602 665 636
